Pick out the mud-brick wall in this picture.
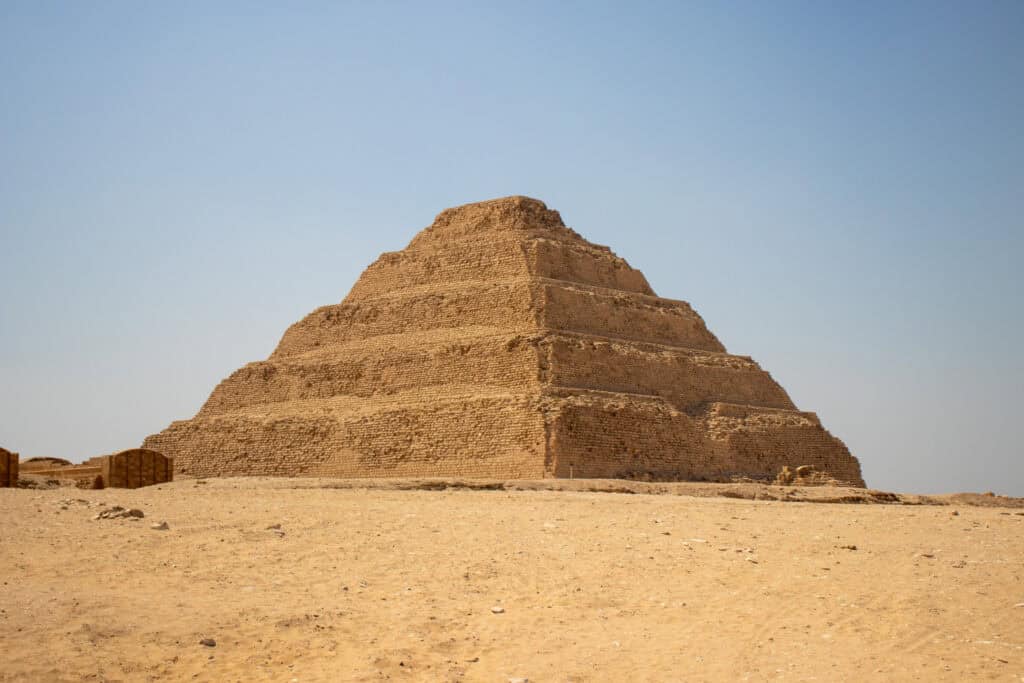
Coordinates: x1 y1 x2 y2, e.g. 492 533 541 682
200 334 542 417
548 397 864 485
272 282 539 358
147 395 550 480
539 283 726 351
101 449 174 489
543 335 795 411
0 448 18 487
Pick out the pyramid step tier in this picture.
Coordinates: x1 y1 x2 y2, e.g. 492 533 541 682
272 278 724 359
144 391 863 486
347 233 653 302
200 330 792 418
547 392 863 486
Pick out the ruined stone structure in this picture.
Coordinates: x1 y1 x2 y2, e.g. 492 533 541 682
100 449 174 489
145 196 864 486
0 448 18 487
16 449 173 489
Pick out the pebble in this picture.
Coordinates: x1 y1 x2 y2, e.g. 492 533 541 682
1014 603 1024 608
151 522 169 531
199 638 216 647
491 606 505 614
508 678 529 683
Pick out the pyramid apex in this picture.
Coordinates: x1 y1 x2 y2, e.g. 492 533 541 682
436 195 556 220
412 195 576 247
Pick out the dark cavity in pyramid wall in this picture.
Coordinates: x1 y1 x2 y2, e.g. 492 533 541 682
144 196 864 486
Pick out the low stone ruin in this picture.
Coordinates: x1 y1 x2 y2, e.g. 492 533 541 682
11 448 173 489
0 448 18 487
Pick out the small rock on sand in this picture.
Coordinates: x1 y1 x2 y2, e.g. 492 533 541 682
94 506 145 520
151 522 169 531
491 606 505 614
199 638 216 647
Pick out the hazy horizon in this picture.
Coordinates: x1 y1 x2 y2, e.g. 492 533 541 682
2 2 1021 494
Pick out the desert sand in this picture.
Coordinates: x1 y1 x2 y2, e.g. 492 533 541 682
2 478 1023 682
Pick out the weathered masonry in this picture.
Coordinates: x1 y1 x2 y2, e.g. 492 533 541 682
145 196 864 486
0 448 18 487
16 449 173 489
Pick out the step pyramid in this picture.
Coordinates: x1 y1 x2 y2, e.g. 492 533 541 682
144 196 864 486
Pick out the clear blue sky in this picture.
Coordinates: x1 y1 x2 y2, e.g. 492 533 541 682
2 1 1021 494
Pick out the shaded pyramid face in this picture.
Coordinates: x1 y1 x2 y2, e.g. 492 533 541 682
145 196 864 486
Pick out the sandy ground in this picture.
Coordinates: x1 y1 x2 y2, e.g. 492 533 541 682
2 479 1023 682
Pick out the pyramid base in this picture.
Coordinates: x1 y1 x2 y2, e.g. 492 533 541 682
547 393 864 486
144 391 863 486
144 394 551 479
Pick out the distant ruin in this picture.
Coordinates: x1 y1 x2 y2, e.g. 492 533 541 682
145 196 864 486
0 448 18 487
15 449 173 489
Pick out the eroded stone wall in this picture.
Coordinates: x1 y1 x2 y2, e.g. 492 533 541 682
541 333 794 411
201 331 540 417
148 395 549 479
346 235 532 301
538 282 725 350
526 238 654 294
272 281 539 358
546 394 862 486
